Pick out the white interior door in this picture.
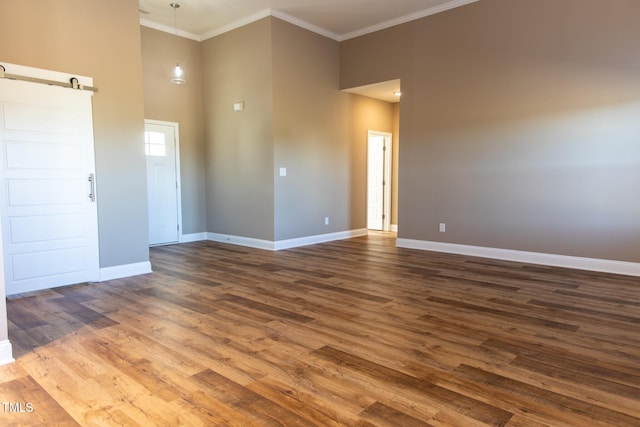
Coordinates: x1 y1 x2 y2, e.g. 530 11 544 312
145 121 180 246
0 77 99 296
367 131 392 231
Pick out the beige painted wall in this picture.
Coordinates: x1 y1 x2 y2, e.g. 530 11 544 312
272 19 365 239
0 0 149 267
140 27 206 235
201 18 275 240
341 0 640 262
196 17 395 242
272 18 345 239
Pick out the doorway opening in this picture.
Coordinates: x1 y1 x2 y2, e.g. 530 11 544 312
367 131 392 231
145 120 182 246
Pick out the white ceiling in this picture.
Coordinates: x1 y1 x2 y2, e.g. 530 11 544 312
139 0 478 42
343 79 402 103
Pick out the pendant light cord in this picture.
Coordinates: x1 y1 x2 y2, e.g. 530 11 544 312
169 3 185 84
171 3 179 36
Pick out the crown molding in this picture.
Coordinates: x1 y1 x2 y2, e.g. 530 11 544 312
140 18 201 41
269 9 341 41
199 9 272 41
341 0 480 41
141 0 480 43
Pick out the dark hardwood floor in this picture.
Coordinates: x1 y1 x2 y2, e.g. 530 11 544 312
1 233 639 426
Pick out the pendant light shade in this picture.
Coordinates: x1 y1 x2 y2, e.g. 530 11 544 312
171 62 185 84
170 3 185 84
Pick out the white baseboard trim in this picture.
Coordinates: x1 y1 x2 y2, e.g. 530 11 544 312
180 232 208 243
207 229 368 251
274 228 368 250
99 261 153 282
396 238 640 277
0 340 14 366
207 232 275 250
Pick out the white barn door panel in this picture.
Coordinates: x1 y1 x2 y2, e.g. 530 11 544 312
0 74 99 296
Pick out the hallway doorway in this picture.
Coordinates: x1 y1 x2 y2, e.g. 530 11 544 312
367 131 392 231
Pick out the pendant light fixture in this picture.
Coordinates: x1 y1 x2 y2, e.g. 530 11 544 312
170 2 185 84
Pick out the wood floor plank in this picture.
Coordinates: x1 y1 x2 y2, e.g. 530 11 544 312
0 375 79 426
425 296 580 331
360 401 435 427
313 345 514 426
247 374 381 426
193 368 313 426
294 278 393 303
528 298 640 324
216 293 316 323
136 286 218 315
1 233 639 425
453 364 640 427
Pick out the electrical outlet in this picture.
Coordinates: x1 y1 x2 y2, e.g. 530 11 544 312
324 217 330 225
439 223 446 232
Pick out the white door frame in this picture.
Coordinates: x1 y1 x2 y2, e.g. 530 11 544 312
367 130 392 232
144 119 182 245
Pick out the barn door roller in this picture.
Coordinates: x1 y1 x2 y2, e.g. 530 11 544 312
0 64 98 92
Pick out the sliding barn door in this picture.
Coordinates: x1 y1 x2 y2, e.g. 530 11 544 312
0 78 99 295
